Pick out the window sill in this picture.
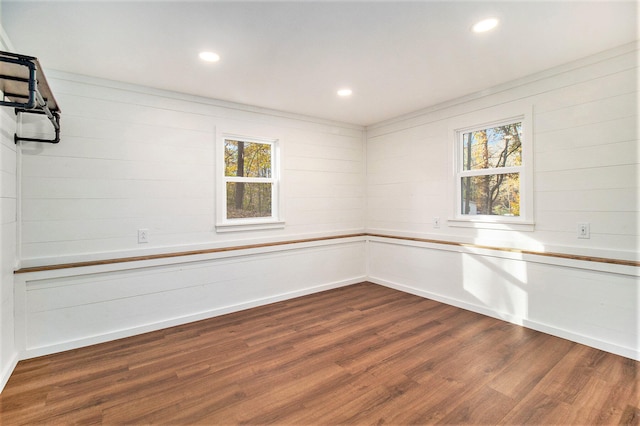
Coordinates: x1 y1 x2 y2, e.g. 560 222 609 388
216 220 285 233
448 218 535 232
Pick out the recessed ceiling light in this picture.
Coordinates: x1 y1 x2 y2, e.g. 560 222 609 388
337 88 353 97
472 18 499 33
199 51 220 62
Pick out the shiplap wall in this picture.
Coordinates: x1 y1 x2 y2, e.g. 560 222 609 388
367 42 638 258
366 42 639 359
11 71 367 360
19 72 365 266
16 238 366 358
0 26 19 391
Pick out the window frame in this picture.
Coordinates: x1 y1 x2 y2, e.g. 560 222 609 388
216 132 284 232
448 104 534 231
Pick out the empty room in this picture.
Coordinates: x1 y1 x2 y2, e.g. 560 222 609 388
0 0 638 424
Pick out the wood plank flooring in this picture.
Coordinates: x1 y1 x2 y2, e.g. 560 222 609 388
0 282 638 425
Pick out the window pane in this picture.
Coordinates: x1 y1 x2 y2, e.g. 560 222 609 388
462 122 522 171
225 140 272 178
461 173 520 216
226 182 272 218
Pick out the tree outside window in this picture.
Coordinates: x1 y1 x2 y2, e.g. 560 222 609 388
224 139 273 219
220 135 280 228
459 121 523 217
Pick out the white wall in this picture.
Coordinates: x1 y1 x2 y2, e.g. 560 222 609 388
0 25 19 391
19 72 366 267
367 43 638 257
11 71 368 361
15 237 366 358
366 42 639 359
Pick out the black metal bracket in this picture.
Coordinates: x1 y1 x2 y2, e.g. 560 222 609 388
0 50 61 144
14 109 60 144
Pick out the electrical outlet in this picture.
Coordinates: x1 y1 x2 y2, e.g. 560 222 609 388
138 229 149 244
577 223 590 239
433 217 440 229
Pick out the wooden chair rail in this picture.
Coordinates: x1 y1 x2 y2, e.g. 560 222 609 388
367 233 640 268
14 232 638 274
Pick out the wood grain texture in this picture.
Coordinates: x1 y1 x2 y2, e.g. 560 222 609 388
367 233 640 267
14 233 367 274
14 232 639 274
1 282 637 425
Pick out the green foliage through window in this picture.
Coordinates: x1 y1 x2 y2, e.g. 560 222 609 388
223 138 275 221
225 140 272 178
460 122 522 217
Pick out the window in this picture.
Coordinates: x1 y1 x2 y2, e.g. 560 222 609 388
460 121 522 216
449 105 533 230
217 133 282 232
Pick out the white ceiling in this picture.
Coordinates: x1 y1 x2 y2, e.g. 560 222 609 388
2 1 638 126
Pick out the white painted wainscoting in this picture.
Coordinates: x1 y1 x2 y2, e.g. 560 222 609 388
0 29 19 393
14 237 366 359
14 234 638 362
367 236 639 361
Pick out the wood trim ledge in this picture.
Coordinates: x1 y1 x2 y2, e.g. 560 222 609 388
14 232 639 274
14 234 367 274
368 233 640 268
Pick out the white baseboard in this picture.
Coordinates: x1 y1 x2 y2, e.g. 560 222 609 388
369 276 639 361
22 275 366 360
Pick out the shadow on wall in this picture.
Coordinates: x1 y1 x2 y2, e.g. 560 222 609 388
460 240 639 359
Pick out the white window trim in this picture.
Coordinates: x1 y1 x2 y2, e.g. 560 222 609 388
216 131 284 232
447 103 534 232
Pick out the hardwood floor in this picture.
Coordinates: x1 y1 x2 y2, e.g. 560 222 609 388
1 282 638 425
